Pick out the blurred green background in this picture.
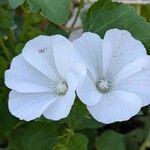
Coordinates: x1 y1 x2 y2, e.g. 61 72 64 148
0 0 150 150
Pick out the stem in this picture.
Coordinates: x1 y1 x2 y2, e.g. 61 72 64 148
0 38 11 61
139 132 150 150
20 6 31 40
136 5 141 15
9 29 16 43
58 133 68 139
65 128 74 144
12 121 26 131
70 0 84 31
70 8 80 29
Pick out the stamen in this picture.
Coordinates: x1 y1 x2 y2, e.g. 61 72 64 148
55 81 68 95
96 80 110 93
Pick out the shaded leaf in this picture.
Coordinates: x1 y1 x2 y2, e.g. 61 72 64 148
141 5 150 22
124 128 146 150
0 56 8 79
45 22 69 37
0 99 18 141
0 8 14 29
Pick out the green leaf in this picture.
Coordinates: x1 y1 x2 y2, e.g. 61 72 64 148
8 122 58 150
64 133 88 150
84 0 150 51
66 100 103 130
27 0 71 25
8 0 25 9
95 130 126 150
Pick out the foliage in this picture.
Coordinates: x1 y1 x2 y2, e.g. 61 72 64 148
8 0 71 24
95 130 125 150
84 0 150 51
0 0 150 149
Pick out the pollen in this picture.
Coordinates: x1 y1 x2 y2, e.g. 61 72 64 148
96 80 110 93
55 81 68 95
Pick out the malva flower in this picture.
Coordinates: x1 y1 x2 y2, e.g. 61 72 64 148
5 35 85 121
74 29 150 124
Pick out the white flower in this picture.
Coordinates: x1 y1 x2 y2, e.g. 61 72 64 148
73 29 150 124
5 35 85 121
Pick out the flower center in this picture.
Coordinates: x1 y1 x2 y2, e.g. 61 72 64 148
55 82 68 95
96 80 110 93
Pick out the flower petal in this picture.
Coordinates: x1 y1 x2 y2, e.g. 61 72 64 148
113 56 150 83
52 35 77 79
22 35 61 82
73 32 103 81
43 71 77 120
87 90 142 124
9 91 57 121
114 70 150 106
5 55 54 93
77 71 102 106
103 29 146 79
43 89 75 120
